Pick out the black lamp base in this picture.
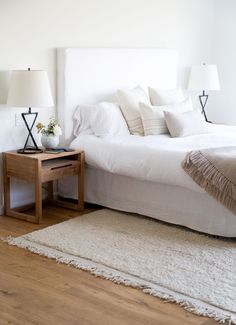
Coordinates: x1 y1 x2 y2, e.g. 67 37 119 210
17 147 43 154
18 107 43 155
199 90 212 123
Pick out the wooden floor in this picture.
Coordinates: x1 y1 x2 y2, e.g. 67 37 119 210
0 205 217 325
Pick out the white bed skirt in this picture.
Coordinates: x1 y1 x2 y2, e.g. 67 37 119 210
59 167 236 237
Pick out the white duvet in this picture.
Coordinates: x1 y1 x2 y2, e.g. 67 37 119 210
70 124 236 193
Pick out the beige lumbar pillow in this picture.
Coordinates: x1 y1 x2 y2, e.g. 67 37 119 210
139 102 169 135
117 86 150 136
140 97 193 136
149 87 185 106
164 109 208 137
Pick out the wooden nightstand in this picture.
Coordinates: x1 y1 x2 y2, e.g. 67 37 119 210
3 150 84 224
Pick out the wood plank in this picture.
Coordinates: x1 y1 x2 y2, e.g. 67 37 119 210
41 160 79 182
5 153 36 182
4 149 83 161
0 206 218 325
47 198 80 210
6 209 37 223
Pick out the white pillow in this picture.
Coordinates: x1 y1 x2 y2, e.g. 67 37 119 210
149 87 185 106
73 105 95 136
139 102 168 135
164 110 208 137
117 86 150 136
90 102 130 137
139 97 193 136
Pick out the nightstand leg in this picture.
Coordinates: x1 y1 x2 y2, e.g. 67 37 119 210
35 179 42 223
3 154 10 214
78 152 84 210
35 161 42 223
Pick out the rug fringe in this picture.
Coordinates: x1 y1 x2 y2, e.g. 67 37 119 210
3 236 236 325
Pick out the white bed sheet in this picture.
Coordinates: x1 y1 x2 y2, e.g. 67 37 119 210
70 124 236 194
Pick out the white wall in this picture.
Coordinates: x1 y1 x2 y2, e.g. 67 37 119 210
207 0 236 124
0 0 215 212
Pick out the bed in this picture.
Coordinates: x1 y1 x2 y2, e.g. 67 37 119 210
57 48 236 237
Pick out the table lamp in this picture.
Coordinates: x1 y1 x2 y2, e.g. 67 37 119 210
7 68 54 154
188 64 220 122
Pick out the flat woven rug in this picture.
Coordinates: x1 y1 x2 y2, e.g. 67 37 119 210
4 209 236 324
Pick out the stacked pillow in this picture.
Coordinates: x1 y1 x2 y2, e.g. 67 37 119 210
73 104 95 137
117 86 150 136
116 86 201 137
164 109 208 137
73 102 130 138
149 87 185 106
144 87 207 137
139 102 169 135
139 97 193 136
73 85 207 139
91 102 130 137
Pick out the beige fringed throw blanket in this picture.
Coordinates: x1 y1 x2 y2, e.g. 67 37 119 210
182 147 236 214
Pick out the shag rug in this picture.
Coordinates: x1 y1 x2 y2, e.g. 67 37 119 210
4 209 236 324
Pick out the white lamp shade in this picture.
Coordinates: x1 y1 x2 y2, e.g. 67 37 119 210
7 70 54 108
188 64 220 91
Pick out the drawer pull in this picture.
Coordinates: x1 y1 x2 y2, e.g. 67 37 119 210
51 163 72 170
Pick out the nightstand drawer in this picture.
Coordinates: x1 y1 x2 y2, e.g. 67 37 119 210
41 159 80 182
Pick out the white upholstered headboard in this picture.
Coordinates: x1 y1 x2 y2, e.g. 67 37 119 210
57 48 178 145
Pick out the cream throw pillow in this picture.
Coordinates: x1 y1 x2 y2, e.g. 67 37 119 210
164 110 208 137
149 87 185 106
117 86 150 135
139 102 168 135
140 97 193 136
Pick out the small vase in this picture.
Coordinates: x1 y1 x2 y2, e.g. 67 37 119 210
41 134 59 149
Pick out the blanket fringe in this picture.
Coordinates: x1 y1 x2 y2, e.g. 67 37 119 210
182 150 236 214
2 236 236 325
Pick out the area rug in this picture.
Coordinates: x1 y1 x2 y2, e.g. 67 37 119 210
4 209 236 324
